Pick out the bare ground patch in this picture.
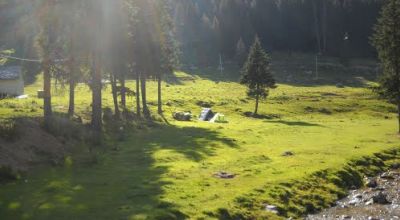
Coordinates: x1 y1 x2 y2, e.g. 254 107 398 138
0 118 68 178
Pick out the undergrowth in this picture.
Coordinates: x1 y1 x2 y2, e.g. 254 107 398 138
0 119 19 141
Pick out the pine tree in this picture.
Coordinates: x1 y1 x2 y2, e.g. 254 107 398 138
241 36 276 115
84 0 105 136
36 0 58 127
371 0 400 133
157 0 180 114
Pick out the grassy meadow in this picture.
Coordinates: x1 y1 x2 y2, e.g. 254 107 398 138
0 63 399 219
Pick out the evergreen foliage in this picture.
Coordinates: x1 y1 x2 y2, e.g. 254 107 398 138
241 37 276 115
371 0 400 133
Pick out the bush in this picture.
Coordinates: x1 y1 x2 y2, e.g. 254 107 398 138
0 166 19 182
0 119 19 141
44 116 87 141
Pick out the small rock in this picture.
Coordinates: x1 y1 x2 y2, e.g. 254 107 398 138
214 171 236 179
342 215 351 219
354 193 363 199
372 192 390 204
265 204 279 214
374 186 385 191
282 151 294 157
366 178 378 188
381 172 395 180
348 198 360 206
365 199 374 206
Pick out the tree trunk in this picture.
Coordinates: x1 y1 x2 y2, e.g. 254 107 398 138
140 74 150 118
91 57 102 136
312 0 321 54
110 73 120 119
68 78 75 118
43 59 52 126
157 74 162 114
254 94 259 115
322 0 328 53
120 74 126 109
136 73 141 117
398 101 400 134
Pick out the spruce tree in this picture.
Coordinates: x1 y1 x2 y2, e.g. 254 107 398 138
157 0 180 114
371 0 400 133
241 36 276 115
36 0 58 127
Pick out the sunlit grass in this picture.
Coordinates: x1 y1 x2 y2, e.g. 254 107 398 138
0 69 398 219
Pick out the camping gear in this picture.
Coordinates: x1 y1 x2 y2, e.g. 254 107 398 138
173 111 192 121
210 113 228 123
199 108 214 121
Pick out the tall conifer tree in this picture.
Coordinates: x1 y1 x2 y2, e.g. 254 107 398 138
241 36 276 115
371 0 400 133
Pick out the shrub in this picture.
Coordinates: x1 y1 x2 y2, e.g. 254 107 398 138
0 119 19 141
0 166 19 182
44 116 87 141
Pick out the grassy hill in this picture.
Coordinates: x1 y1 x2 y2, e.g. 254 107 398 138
0 58 399 219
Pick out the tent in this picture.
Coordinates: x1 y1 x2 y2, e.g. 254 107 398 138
199 108 214 121
210 113 228 123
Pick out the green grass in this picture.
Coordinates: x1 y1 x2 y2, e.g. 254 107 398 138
0 65 399 219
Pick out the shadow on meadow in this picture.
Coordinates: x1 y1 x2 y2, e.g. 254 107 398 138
179 58 378 88
0 123 238 220
265 120 323 127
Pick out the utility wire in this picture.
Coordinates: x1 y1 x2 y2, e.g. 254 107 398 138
0 54 42 63
0 54 69 63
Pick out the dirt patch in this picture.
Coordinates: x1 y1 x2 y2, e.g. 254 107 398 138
0 118 68 176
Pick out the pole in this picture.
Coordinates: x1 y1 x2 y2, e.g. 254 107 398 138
219 54 223 76
315 54 319 80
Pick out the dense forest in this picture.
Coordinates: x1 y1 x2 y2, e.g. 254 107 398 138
1 0 383 67
175 0 383 65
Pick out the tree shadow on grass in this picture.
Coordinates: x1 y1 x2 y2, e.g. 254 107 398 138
265 120 323 127
0 123 238 220
179 62 377 88
243 112 282 120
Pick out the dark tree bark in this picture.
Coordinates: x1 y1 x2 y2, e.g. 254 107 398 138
68 78 75 118
312 0 322 53
398 101 400 134
67 57 76 118
120 74 126 109
157 74 162 114
43 59 52 126
254 93 259 115
91 57 102 136
140 74 150 118
136 73 141 117
110 73 120 119
254 84 260 115
322 0 328 53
